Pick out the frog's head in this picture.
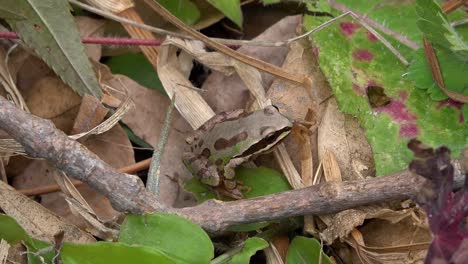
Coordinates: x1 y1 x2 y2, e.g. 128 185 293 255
234 105 292 158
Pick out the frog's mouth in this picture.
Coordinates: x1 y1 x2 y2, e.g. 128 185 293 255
236 127 291 158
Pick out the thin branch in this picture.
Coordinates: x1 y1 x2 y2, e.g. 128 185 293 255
0 31 162 46
0 96 464 233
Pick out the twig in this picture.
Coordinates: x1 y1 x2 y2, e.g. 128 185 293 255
146 94 176 197
0 31 162 46
18 158 152 196
0 96 464 233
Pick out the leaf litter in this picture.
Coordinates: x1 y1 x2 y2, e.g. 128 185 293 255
0 1 465 263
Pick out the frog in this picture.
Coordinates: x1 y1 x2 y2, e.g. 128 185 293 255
182 105 293 199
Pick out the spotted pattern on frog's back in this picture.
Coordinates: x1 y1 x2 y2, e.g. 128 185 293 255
214 131 248 150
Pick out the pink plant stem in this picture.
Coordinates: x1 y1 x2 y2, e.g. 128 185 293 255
0 31 162 46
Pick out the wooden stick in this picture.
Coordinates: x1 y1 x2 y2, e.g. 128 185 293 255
18 158 152 196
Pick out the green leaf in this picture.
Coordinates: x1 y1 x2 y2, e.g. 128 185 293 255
105 53 165 93
229 237 269 264
407 48 468 100
120 123 154 149
60 242 176 264
206 0 243 28
415 0 468 61
236 166 292 198
157 0 200 25
119 213 213 264
229 166 291 232
304 1 467 175
285 236 332 264
1 0 102 98
0 214 29 244
183 177 217 203
0 214 54 264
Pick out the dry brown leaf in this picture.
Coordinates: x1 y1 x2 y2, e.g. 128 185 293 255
71 94 108 135
12 124 134 229
0 180 95 243
23 77 82 133
157 44 214 129
202 15 303 112
75 16 106 61
318 99 375 181
347 206 430 264
0 240 8 264
100 70 194 207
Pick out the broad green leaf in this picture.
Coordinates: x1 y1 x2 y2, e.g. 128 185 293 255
206 0 243 28
157 0 200 25
60 242 176 264
286 236 332 264
415 0 468 61
236 166 291 198
0 214 54 264
119 213 213 264
304 1 467 175
1 0 102 98
0 214 29 244
184 166 291 203
229 166 291 232
105 53 164 93
229 237 269 264
183 177 217 203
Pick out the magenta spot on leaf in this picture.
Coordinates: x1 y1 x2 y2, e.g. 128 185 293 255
367 81 380 87
399 123 419 138
367 32 378 42
353 49 374 62
436 99 463 110
436 99 464 123
340 22 361 36
376 100 417 122
312 47 319 59
398 90 409 101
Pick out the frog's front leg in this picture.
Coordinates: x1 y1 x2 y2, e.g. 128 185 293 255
183 152 220 186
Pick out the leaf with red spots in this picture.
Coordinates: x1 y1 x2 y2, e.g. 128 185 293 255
408 140 468 264
304 0 467 175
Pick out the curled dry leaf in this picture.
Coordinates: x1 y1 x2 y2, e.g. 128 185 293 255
202 15 303 112
0 180 95 243
347 206 430 264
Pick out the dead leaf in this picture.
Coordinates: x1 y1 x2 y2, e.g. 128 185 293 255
71 94 108 135
11 123 134 229
318 98 375 181
202 15 303 112
100 71 194 207
75 16 106 61
0 180 95 243
0 240 9 264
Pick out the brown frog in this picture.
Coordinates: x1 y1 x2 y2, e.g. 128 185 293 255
182 105 292 199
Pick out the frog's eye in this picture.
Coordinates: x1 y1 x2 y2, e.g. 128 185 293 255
261 127 276 138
